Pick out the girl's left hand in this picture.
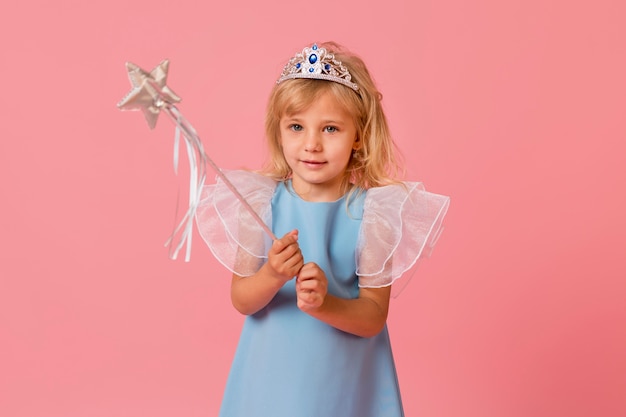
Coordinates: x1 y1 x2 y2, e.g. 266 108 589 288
295 262 328 311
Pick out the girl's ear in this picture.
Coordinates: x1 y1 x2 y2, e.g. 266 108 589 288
353 137 360 150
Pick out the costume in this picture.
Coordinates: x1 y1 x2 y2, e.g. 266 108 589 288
196 170 449 417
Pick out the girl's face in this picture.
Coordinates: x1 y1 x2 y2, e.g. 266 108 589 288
279 91 358 202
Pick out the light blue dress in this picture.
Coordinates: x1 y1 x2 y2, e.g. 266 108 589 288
195 171 449 417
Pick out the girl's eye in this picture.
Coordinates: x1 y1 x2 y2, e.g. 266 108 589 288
289 124 303 132
323 126 338 133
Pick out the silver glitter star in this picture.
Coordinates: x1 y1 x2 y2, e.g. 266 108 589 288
117 60 181 129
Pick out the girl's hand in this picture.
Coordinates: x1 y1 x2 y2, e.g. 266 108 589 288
295 262 328 311
266 230 304 283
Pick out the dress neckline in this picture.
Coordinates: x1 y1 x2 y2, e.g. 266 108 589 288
283 180 348 204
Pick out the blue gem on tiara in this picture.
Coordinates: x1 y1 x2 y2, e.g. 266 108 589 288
276 43 359 91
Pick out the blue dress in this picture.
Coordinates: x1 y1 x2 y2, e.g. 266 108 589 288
195 171 449 417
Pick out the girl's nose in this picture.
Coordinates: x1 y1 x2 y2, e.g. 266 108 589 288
304 132 322 152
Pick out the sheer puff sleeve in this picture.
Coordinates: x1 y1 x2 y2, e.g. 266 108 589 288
195 170 276 277
356 182 450 288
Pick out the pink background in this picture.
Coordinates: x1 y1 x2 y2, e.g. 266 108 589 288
1 1 625 416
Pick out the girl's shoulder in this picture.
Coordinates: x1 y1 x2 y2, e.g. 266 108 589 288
214 170 277 195
362 181 448 212
357 182 450 290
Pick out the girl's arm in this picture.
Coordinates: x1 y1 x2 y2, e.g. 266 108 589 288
230 230 303 315
296 263 391 338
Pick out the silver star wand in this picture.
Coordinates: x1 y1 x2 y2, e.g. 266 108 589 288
118 60 276 261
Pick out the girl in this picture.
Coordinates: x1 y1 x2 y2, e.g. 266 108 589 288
196 42 449 417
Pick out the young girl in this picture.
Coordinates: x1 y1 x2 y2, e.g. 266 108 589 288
196 42 449 417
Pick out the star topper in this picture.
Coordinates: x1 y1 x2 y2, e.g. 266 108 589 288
117 60 181 129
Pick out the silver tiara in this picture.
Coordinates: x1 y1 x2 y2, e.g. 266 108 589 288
277 44 359 91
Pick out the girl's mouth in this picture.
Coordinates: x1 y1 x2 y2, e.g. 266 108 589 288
301 160 326 168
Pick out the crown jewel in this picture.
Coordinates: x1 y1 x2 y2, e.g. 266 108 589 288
277 44 359 91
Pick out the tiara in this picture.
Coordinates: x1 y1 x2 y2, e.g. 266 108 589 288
277 44 359 91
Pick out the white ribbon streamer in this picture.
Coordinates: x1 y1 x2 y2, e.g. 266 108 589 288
162 106 276 261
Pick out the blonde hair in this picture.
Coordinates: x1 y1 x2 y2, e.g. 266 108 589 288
263 42 404 195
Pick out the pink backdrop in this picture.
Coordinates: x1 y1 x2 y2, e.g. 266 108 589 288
1 1 625 416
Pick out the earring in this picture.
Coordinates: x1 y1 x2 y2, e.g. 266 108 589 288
352 138 360 158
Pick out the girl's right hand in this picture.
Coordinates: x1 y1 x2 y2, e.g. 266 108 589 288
266 230 304 282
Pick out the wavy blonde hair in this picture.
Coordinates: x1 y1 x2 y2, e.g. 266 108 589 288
263 42 404 195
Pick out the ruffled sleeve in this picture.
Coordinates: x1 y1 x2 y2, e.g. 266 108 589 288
356 182 450 288
195 170 276 276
